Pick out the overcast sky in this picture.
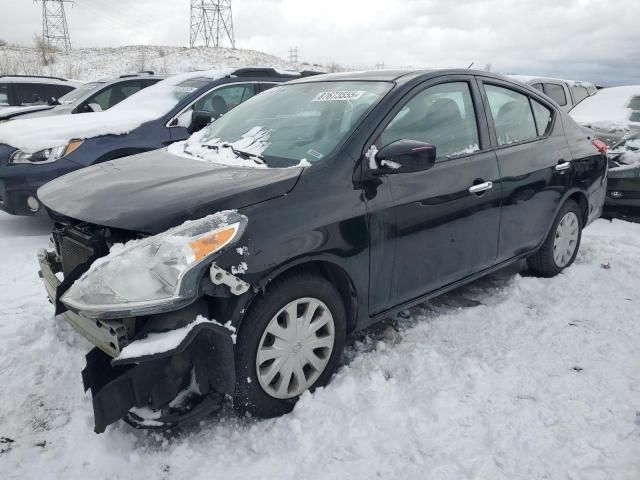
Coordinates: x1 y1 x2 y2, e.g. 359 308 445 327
1 0 638 85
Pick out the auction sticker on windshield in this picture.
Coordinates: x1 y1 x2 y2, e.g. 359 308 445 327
312 91 365 102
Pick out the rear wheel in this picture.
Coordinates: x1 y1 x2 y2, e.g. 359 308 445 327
234 273 346 417
527 199 582 277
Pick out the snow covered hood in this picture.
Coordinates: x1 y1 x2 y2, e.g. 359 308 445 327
570 85 640 130
0 69 233 153
38 147 303 234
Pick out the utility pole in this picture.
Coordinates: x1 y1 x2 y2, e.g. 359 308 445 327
36 0 73 51
375 61 385 70
288 47 299 64
190 0 235 48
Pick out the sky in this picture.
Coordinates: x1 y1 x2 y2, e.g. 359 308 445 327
0 0 638 86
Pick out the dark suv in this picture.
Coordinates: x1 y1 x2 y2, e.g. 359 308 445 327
0 72 167 121
0 67 311 215
36 69 607 433
0 75 82 114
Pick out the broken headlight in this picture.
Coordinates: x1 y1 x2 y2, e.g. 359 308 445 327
61 211 247 319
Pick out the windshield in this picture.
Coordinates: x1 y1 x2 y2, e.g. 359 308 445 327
186 81 392 167
58 82 105 104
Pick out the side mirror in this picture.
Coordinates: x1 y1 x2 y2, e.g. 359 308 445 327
189 110 214 133
373 139 436 174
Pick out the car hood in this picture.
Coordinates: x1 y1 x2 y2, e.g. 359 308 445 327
0 104 54 120
38 148 304 234
17 104 74 119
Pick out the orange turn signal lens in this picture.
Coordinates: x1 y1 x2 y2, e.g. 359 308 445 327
63 139 84 157
188 225 237 262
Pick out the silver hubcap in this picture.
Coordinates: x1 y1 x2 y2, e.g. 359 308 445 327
553 212 579 267
256 297 335 399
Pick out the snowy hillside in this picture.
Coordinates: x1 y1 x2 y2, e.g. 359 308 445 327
0 45 311 81
0 211 639 479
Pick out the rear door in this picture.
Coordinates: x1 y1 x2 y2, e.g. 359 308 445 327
366 76 502 311
478 78 573 262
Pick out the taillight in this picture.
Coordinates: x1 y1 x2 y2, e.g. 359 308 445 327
592 139 608 155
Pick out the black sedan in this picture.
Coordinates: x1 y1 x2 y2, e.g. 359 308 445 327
36 69 607 433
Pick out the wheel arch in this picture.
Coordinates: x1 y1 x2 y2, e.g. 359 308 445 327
253 258 360 334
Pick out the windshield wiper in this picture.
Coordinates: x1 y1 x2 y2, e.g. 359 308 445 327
205 143 267 166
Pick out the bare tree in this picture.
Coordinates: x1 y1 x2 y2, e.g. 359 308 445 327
0 39 7 47
34 33 55 66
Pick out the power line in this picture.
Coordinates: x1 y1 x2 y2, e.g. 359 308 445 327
288 47 298 64
190 0 235 48
35 0 73 51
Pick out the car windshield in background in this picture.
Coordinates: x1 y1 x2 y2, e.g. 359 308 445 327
196 81 392 167
58 82 105 104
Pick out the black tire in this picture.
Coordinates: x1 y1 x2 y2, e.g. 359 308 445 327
234 273 346 418
527 199 583 277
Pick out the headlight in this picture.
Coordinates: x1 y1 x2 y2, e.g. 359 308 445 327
10 139 84 164
61 211 247 319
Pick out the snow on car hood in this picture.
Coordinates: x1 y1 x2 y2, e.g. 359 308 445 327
570 85 640 131
0 69 233 153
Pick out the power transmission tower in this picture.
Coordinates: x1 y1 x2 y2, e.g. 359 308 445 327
190 0 236 48
35 0 73 51
288 47 299 64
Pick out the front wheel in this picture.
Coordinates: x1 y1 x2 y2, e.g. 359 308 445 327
527 199 583 277
234 273 346 417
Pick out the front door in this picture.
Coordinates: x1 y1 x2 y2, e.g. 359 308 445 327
366 78 502 311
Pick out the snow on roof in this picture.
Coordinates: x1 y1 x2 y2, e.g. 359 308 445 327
570 85 640 127
0 69 232 152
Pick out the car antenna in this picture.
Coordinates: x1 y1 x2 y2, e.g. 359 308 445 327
467 62 474 69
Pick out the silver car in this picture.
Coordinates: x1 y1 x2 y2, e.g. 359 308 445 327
508 75 598 111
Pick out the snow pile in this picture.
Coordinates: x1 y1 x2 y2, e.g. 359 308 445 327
609 138 640 173
1 211 640 479
570 85 640 130
0 70 233 153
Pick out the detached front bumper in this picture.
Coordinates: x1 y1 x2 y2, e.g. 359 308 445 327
38 249 237 433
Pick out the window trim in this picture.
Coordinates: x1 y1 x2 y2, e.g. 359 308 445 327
166 81 260 128
362 76 489 167
477 78 557 151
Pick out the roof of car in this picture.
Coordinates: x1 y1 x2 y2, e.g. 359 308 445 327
0 75 83 86
95 73 171 84
287 68 523 84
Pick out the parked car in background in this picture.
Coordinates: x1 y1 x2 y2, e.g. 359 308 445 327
508 75 597 111
0 75 82 115
35 69 607 433
0 67 316 216
0 72 168 122
601 134 640 220
569 85 640 147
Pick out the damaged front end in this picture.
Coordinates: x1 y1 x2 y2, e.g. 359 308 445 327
37 211 251 433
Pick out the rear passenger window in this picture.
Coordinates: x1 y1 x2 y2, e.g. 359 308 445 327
15 83 53 105
543 83 567 106
531 99 553 136
377 82 480 160
629 96 640 122
532 83 544 92
484 84 537 146
571 86 589 105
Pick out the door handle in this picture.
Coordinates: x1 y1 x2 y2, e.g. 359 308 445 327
555 161 571 172
468 181 493 194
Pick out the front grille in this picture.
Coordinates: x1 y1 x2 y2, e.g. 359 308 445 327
60 235 95 277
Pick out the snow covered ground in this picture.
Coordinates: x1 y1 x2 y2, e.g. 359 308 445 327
0 211 639 479
0 45 312 82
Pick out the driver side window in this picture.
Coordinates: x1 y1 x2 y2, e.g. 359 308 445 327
193 84 256 117
377 82 480 160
